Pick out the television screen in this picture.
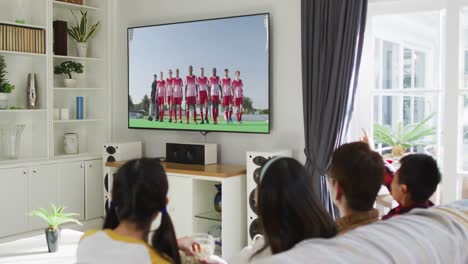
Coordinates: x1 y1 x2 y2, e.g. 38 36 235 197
128 14 270 134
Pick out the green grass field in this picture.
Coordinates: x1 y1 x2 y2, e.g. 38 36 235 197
129 117 269 133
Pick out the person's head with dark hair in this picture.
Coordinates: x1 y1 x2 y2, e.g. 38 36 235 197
154 74 158 81
391 154 441 207
329 142 385 233
103 158 181 264
224 68 229 77
253 157 337 258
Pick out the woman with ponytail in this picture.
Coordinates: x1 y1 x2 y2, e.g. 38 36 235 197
77 158 198 264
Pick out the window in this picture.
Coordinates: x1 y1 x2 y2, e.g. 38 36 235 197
372 30 440 157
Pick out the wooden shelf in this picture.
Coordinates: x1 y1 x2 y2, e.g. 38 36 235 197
54 119 104 124
53 55 102 61
54 87 104 91
0 109 47 113
0 50 46 57
0 21 46 30
52 1 101 11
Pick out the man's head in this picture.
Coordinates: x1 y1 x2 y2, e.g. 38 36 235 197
200 67 205 77
168 69 173 78
329 142 385 215
175 69 180 78
391 154 441 206
188 65 193 75
212 67 217 77
154 74 158 80
159 71 163 80
224 69 229 77
235 70 240 79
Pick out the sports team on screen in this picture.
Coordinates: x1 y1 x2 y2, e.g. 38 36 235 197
151 66 244 125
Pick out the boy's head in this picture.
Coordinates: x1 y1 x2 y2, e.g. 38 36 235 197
168 69 172 77
235 70 240 79
175 69 179 77
212 67 217 76
391 154 441 206
224 69 229 77
154 74 157 80
188 65 193 75
329 142 384 214
159 71 163 80
200 67 204 76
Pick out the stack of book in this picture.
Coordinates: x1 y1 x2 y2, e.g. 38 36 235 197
0 24 46 54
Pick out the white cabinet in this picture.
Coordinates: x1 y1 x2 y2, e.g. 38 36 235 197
158 175 193 237
29 164 60 230
0 168 29 237
85 160 104 220
59 162 85 221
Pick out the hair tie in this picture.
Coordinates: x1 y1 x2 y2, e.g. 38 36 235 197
161 207 167 214
110 201 118 209
259 156 283 183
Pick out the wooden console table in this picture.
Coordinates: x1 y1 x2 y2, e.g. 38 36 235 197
104 160 247 260
105 160 246 178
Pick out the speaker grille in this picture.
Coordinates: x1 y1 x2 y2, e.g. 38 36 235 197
106 146 116 155
249 218 262 239
249 189 257 214
107 156 116 163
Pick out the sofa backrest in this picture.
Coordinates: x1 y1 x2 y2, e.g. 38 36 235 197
253 200 468 264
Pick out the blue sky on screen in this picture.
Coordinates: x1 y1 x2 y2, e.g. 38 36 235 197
128 14 269 109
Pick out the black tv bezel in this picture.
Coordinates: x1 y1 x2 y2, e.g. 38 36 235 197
127 13 271 135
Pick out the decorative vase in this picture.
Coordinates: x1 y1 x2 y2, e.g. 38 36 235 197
0 93 8 109
27 73 38 109
64 133 79 154
214 184 222 213
76 42 88 57
64 79 77 88
45 228 61 253
0 124 25 159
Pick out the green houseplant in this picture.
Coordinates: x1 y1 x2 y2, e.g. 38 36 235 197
54 61 84 88
31 204 82 253
68 10 101 57
0 55 15 109
373 113 436 158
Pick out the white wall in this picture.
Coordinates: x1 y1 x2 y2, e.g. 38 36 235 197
111 0 304 164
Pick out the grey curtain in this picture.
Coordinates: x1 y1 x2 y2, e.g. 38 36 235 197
301 0 368 218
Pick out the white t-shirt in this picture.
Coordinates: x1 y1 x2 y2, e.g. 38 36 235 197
229 235 272 264
76 229 170 264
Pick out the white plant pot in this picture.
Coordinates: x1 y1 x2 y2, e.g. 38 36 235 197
64 79 77 88
0 93 9 110
76 42 88 58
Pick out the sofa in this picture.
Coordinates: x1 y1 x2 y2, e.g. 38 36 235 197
253 200 468 264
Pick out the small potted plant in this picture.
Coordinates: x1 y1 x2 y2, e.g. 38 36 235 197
373 113 436 159
54 61 84 88
0 55 15 110
68 10 101 57
31 204 82 253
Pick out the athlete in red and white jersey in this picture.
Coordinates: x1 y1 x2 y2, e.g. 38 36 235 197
222 69 234 124
166 69 174 123
209 68 222 124
197 67 210 124
185 65 198 124
172 69 184 123
232 70 244 123
156 71 166 122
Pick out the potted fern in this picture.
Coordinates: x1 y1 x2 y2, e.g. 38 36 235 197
373 113 436 158
68 10 101 57
31 204 82 253
0 55 15 109
54 61 84 88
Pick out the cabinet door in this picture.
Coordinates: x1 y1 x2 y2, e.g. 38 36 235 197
29 164 59 230
59 161 85 221
157 175 193 237
85 159 104 220
0 168 29 237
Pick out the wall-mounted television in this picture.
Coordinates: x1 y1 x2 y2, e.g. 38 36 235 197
128 13 270 134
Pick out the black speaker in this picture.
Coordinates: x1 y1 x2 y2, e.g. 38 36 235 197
165 143 217 165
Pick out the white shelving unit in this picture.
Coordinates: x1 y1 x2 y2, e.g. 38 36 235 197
0 0 111 164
